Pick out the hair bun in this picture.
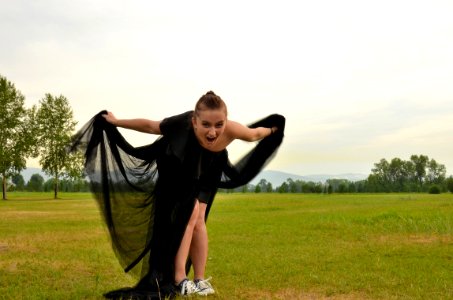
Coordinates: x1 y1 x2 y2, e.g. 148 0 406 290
195 91 227 116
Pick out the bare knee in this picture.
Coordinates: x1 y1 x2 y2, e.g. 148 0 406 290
187 201 200 229
194 202 207 232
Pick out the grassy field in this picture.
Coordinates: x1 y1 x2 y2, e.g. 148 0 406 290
0 192 452 299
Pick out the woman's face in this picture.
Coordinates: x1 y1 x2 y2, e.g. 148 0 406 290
192 109 227 150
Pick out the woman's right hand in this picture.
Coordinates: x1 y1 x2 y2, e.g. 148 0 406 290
102 111 118 125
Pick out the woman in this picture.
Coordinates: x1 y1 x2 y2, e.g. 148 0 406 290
71 91 285 299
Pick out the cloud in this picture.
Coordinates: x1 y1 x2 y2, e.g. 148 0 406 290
2 0 453 175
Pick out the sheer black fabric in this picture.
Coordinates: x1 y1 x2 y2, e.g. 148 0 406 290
70 110 285 299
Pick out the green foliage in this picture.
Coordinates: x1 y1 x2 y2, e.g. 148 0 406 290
36 94 84 198
411 154 428 186
11 174 25 191
43 178 90 192
327 184 333 194
446 176 453 193
368 155 447 193
327 179 350 193
266 182 273 193
0 75 38 199
428 185 441 194
255 178 273 192
27 173 44 192
277 181 288 193
271 157 449 193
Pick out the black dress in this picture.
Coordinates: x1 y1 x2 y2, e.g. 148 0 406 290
70 110 285 299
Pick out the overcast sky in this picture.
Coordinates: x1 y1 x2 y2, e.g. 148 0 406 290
2 0 452 176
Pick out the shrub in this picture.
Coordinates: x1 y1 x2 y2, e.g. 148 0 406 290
428 185 441 194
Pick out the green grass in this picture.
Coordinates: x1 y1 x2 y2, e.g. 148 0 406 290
1 192 452 299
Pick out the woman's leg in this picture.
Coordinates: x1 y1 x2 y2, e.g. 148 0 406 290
190 202 208 280
174 200 200 284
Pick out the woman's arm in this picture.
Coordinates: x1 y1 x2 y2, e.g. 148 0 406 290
102 111 162 134
226 120 277 142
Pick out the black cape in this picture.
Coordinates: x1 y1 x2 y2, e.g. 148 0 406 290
70 110 285 299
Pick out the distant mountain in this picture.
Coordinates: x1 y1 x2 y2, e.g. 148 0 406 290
19 167 367 186
251 170 367 186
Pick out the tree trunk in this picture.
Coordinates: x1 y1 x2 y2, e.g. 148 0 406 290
54 175 59 199
2 175 7 200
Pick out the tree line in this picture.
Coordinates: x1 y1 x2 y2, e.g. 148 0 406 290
11 159 453 194
9 173 89 193
2 74 452 198
1 74 83 199
226 155 453 194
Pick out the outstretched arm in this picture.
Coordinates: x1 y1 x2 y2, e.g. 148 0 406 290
226 120 278 142
102 111 162 134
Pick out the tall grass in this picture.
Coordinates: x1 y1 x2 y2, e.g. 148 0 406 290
1 192 452 299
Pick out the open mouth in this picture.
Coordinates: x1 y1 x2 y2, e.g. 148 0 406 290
206 136 216 143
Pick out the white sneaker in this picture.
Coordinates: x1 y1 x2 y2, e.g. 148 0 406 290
195 277 215 295
178 278 200 295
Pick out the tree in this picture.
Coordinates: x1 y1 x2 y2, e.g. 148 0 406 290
36 94 84 199
348 181 356 193
266 182 273 193
43 178 54 192
426 159 446 185
12 174 25 191
327 184 333 194
27 173 44 191
286 178 298 193
0 75 38 200
72 178 90 192
367 155 448 192
277 182 289 193
446 176 453 193
388 158 411 192
370 159 391 192
301 181 322 193
256 178 268 192
410 155 429 186
338 182 348 193
43 177 89 192
326 178 351 193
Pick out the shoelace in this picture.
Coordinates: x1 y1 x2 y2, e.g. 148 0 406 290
182 280 199 294
196 277 213 289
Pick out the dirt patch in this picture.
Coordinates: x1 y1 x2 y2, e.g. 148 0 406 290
409 234 452 244
1 228 105 255
408 235 439 244
5 240 39 253
377 234 452 245
230 288 370 300
0 243 8 252
275 289 369 300
6 262 18 272
3 210 53 216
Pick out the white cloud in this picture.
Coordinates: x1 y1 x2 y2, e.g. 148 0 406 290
2 0 453 175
